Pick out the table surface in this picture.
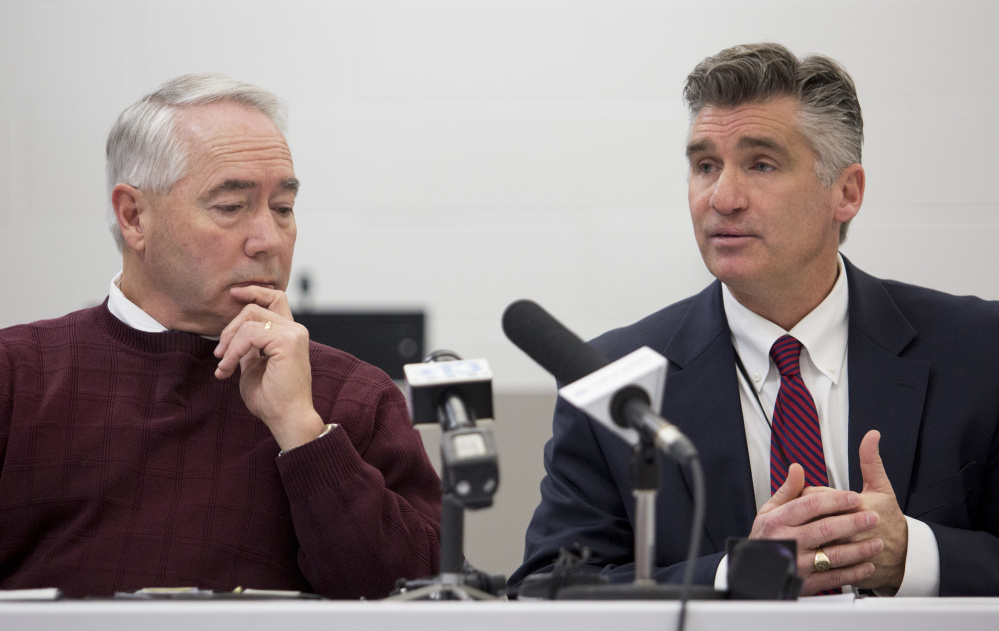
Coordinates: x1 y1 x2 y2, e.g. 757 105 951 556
2 597 999 631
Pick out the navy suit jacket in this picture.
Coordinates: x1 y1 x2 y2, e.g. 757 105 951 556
511 258 999 595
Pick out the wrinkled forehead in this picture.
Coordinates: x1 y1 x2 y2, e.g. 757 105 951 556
172 102 294 179
173 102 289 154
686 98 805 152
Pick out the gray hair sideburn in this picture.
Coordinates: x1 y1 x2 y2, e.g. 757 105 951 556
105 73 288 251
683 43 863 243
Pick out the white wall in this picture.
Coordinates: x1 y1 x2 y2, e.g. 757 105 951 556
2 0 999 578
4 0 998 393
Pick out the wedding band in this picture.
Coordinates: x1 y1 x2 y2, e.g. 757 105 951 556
813 548 832 572
263 321 272 331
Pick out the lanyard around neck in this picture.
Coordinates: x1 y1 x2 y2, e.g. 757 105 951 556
733 350 794 472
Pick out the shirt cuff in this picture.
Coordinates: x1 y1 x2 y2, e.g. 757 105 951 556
277 422 338 457
714 553 729 591
891 516 940 597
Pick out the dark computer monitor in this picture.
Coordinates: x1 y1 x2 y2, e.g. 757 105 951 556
293 310 425 381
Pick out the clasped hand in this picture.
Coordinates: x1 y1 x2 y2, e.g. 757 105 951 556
749 430 908 595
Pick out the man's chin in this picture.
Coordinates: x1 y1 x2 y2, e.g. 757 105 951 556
704 256 760 286
190 308 242 338
182 320 226 338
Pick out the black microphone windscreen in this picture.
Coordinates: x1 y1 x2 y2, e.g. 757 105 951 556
502 299 609 385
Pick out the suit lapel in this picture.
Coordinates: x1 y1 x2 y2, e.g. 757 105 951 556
843 259 929 506
647 259 929 548
660 282 758 549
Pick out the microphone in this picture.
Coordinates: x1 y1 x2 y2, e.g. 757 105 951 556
404 350 494 426
403 350 498 510
502 299 697 464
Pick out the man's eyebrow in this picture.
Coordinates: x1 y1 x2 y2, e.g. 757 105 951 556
685 136 795 164
202 179 256 201
685 139 713 158
738 136 793 162
201 178 301 201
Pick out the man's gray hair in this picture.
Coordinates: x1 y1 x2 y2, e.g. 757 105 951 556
683 43 863 242
105 73 288 251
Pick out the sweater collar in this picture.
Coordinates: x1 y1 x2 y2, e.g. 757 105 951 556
93 299 218 357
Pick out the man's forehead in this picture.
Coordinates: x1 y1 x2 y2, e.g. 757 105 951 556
693 96 801 122
176 100 276 130
686 99 802 154
174 102 291 157
170 102 297 197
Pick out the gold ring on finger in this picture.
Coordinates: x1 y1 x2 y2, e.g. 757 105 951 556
264 321 272 331
813 548 832 573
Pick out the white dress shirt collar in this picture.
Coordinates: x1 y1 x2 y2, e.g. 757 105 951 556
108 271 169 333
723 254 849 392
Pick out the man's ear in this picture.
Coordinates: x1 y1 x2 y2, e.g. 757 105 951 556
834 163 865 224
111 184 147 254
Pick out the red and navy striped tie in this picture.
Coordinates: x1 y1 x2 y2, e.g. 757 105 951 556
769 335 829 493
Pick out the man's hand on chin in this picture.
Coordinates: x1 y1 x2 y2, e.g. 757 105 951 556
213 286 325 451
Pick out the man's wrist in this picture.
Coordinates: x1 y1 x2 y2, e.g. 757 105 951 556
880 516 939 597
278 422 337 457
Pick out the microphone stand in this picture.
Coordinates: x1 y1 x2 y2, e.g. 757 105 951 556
389 391 503 600
554 438 713 600
631 441 659 584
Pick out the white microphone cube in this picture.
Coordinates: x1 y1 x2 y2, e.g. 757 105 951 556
558 346 667 446
404 359 494 425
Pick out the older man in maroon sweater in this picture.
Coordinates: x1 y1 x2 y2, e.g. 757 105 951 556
0 74 441 599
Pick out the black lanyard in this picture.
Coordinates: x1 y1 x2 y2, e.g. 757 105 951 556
733 351 794 473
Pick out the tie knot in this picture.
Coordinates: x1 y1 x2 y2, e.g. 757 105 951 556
770 335 803 377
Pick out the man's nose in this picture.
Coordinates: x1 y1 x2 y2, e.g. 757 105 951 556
710 168 748 214
245 206 284 257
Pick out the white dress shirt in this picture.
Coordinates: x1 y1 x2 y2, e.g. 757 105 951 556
108 271 169 332
714 256 939 596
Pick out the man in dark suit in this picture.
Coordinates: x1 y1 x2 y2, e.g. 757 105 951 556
511 43 999 597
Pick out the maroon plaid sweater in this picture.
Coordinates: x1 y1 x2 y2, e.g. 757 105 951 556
0 302 441 599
